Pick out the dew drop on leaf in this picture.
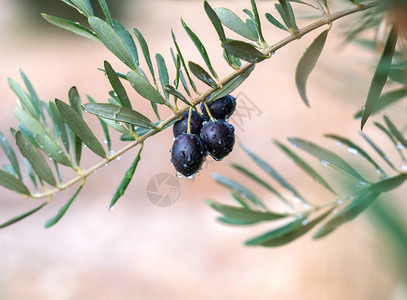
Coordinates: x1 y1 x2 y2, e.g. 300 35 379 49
176 171 183 178
320 160 330 167
401 164 407 172
347 147 359 155
293 196 301 203
109 205 115 211
302 219 309 226
396 144 405 150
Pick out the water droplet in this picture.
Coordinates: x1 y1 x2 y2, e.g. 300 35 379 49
361 105 366 111
109 206 115 211
396 144 405 150
303 203 311 209
302 220 309 226
176 171 183 178
180 151 186 158
293 196 301 203
336 141 344 147
336 199 344 205
109 150 116 156
358 181 367 186
169 149 172 153
214 157 223 161
104 140 108 144
116 156 121 161
333 208 338 214
218 138 224 145
187 154 192 162
104 163 108 167
183 163 188 168
291 143 298 148
57 150 62 154
93 170 97 173
347 147 359 155
186 173 196 180
212 134 217 139
320 160 330 167
376 168 383 174
402 164 407 172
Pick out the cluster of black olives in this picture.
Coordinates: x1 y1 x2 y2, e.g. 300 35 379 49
170 95 237 179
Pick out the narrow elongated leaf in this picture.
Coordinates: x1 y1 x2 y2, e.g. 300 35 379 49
89 16 136 70
295 29 329 106
324 134 385 175
0 169 30 195
188 61 218 89
171 30 198 94
231 163 292 207
41 14 100 42
207 200 288 223
361 26 398 129
240 143 305 200
204 1 226 43
0 131 22 180
0 202 47 229
22 157 37 189
275 3 292 31
87 96 112 152
133 28 156 83
211 173 267 209
246 18 258 38
250 0 266 43
249 209 332 246
45 184 84 228
102 118 131 134
374 122 407 163
265 13 288 31
370 173 407 193
127 71 168 105
383 115 407 149
215 8 257 41
210 64 255 101
288 138 365 182
110 145 143 209
68 86 82 116
222 40 267 63
111 20 139 69
181 19 218 80
8 78 41 120
217 217 257 226
49 101 70 153
155 54 170 99
104 61 132 109
82 103 156 129
70 0 94 17
360 132 396 172
16 131 56 187
280 0 298 32
164 86 191 107
354 88 407 119
274 140 337 194
314 192 380 239
55 99 106 158
19 70 46 124
35 134 72 167
14 108 49 138
97 0 112 25
288 0 318 9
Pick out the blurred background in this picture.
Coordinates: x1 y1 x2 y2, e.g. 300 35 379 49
0 0 406 299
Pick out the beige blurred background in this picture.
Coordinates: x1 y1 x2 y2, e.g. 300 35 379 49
1 0 407 299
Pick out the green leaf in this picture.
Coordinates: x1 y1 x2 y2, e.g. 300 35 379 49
210 64 255 101
354 88 407 119
295 29 329 106
211 173 267 209
45 184 84 228
82 103 156 129
34 134 72 167
288 0 318 9
0 169 30 195
133 27 156 84
155 54 170 99
250 0 266 43
19 69 46 125
87 96 112 152
374 121 407 163
0 131 22 180
279 0 298 32
16 131 56 187
41 14 100 42
111 19 140 69
127 71 169 105
104 61 132 109
314 192 380 239
288 138 365 182
110 145 143 209
68 87 82 116
207 199 288 223
88 16 136 70
55 99 106 158
188 61 218 89
22 157 37 189
248 209 332 246
217 217 257 226
97 0 112 25
240 143 305 200
246 18 258 38
171 30 198 94
8 78 41 120
231 163 292 208
14 108 49 139
164 86 191 107
102 118 131 135
324 134 385 175
275 3 292 31
370 173 407 193
0 202 47 229
181 19 218 80
274 140 337 195
361 26 398 129
359 132 396 172
204 1 226 43
215 8 258 41
222 40 267 63
70 0 94 17
49 101 70 153
265 13 288 31
383 115 407 149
